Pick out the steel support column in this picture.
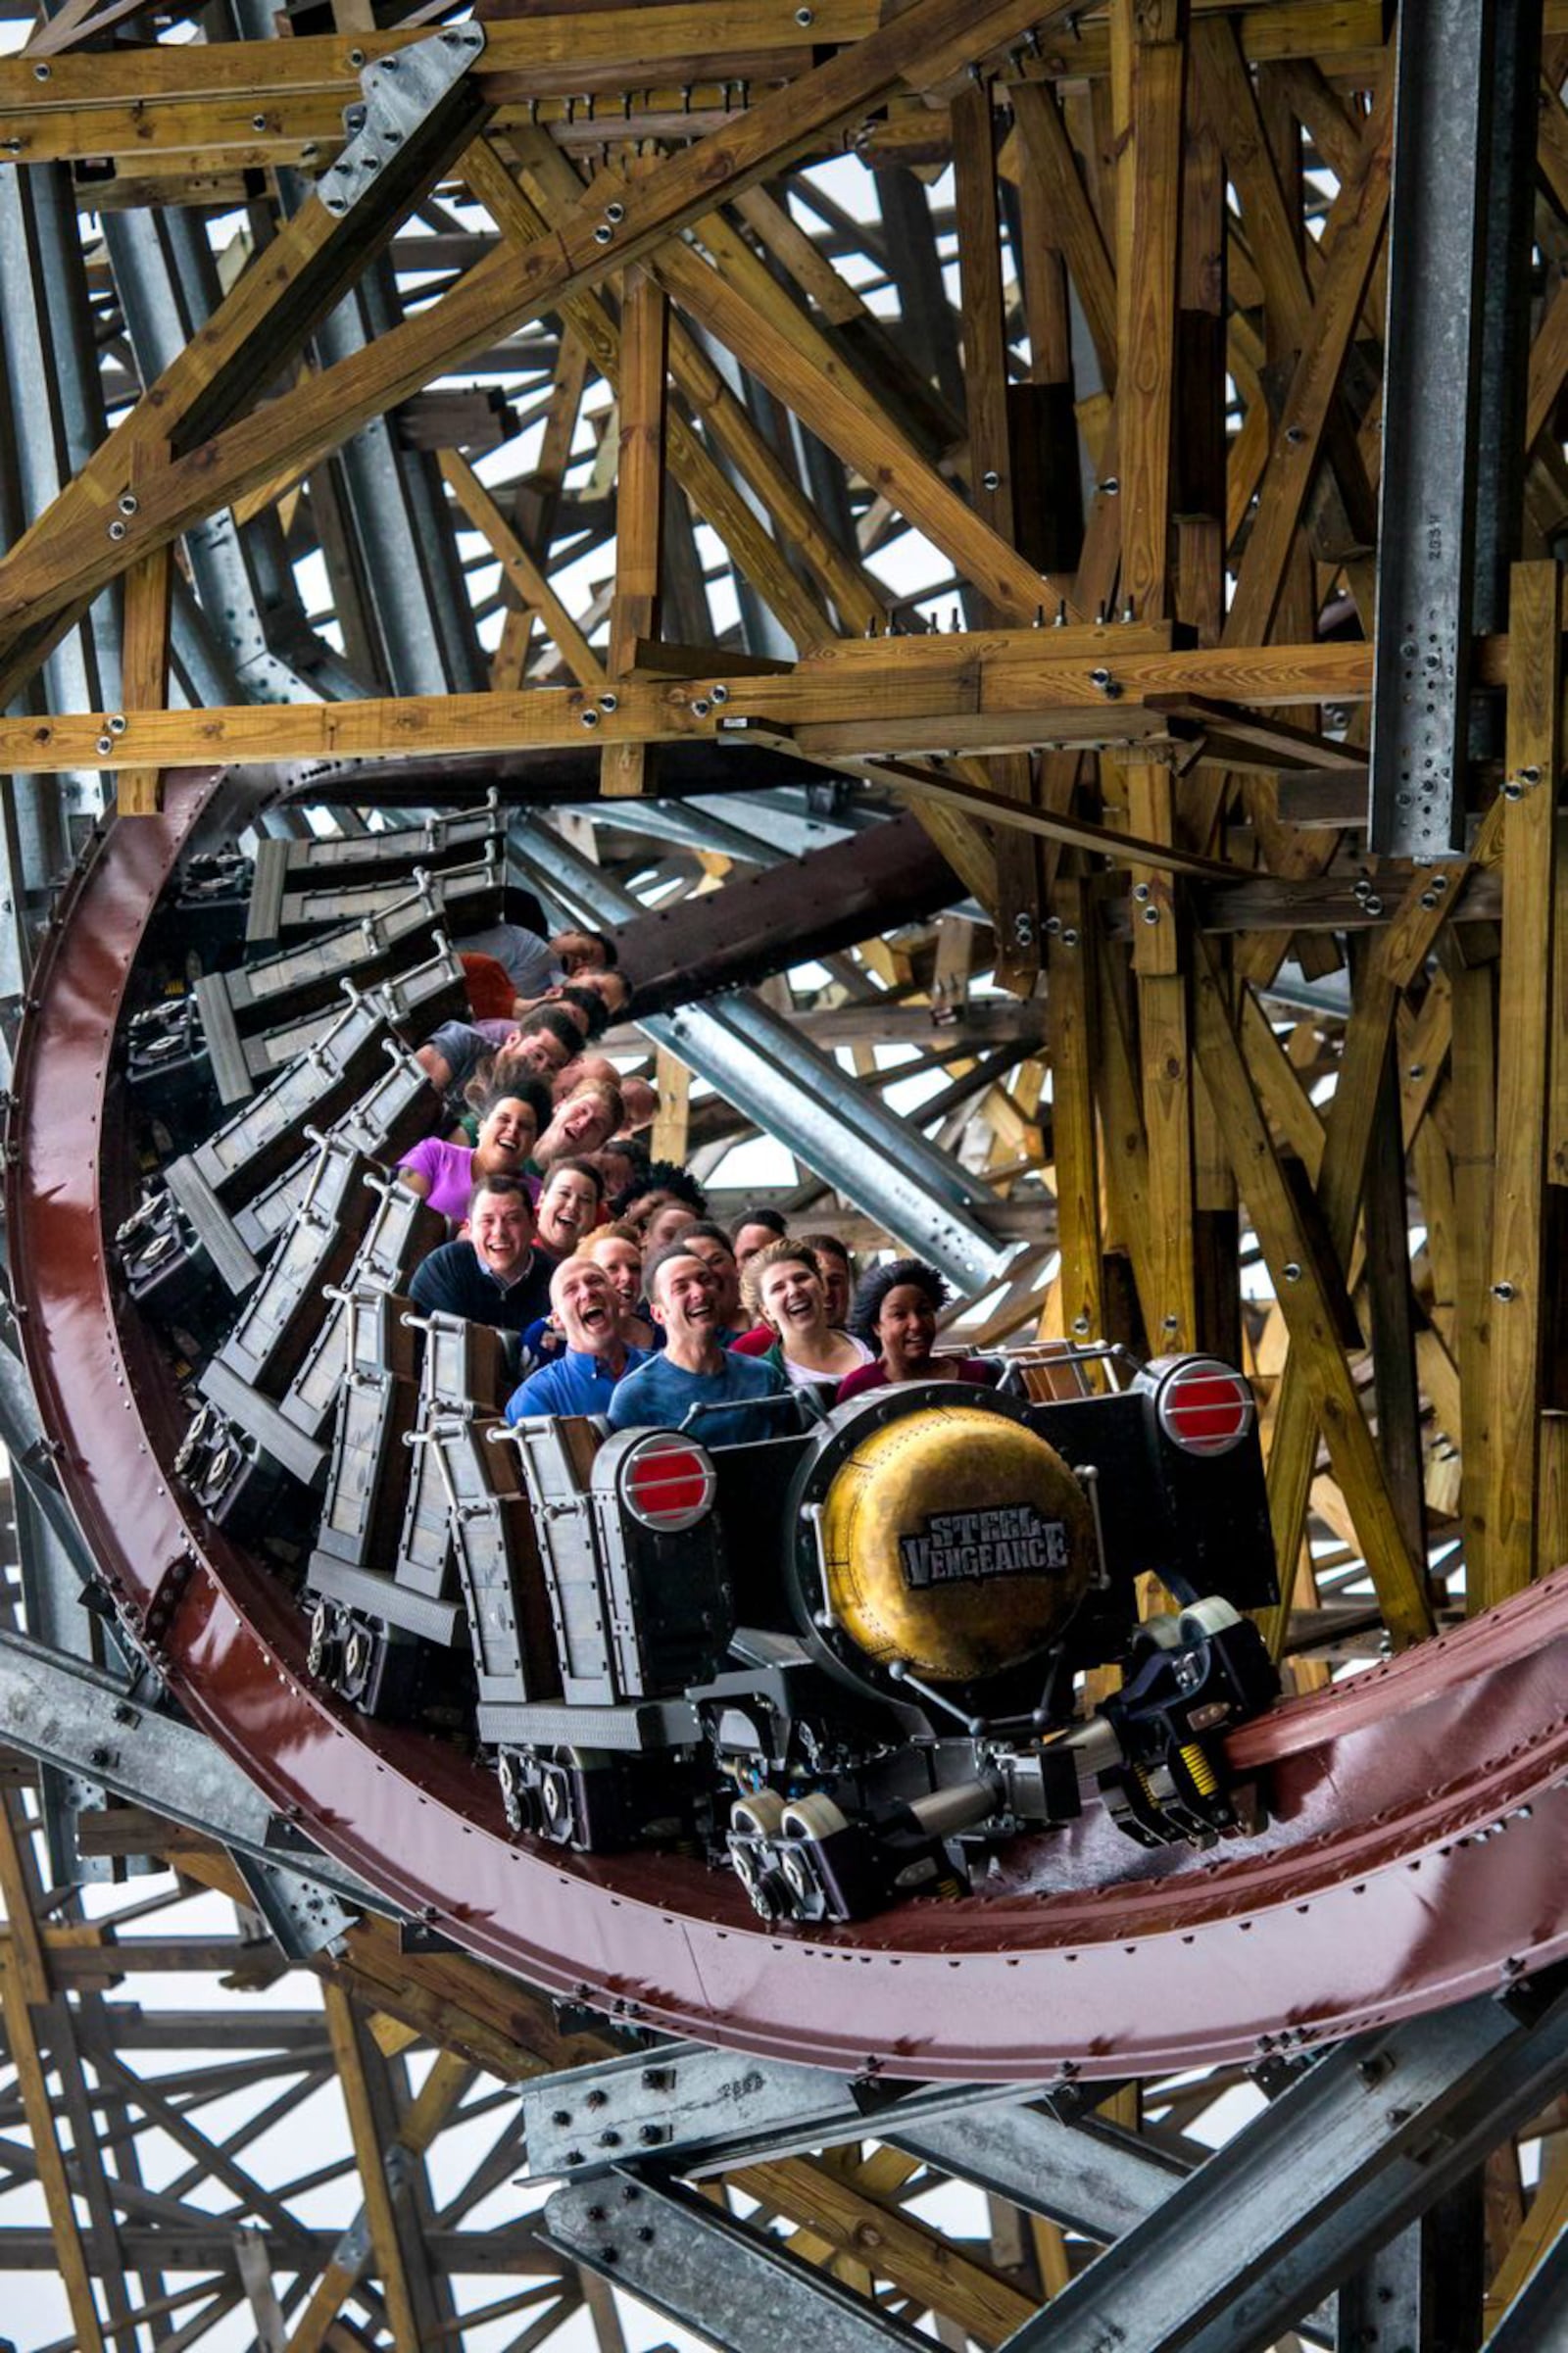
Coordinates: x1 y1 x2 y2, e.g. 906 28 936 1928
1368 0 1513 858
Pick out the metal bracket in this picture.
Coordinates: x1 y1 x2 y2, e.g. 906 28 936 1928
521 2042 1046 2181
320 25 487 221
232 1849 359 1959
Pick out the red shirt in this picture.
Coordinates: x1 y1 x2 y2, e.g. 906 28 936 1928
729 1323 775 1355
836 1357 1000 1404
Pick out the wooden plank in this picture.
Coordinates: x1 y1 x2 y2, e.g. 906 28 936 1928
320 1982 420 2353
1480 561 1563 1603
1010 81 1118 395
953 74 1041 993
438 448 607 690
652 1047 691 1163
601 252 666 799
1192 933 1434 1647
1115 21 1187 624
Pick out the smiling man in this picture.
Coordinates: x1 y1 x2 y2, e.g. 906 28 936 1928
504 1255 648 1420
408 1174 555 1330
607 1245 796 1447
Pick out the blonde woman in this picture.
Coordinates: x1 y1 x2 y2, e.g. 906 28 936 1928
740 1238 873 1391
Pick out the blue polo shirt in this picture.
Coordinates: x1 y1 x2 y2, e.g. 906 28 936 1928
606 1349 795 1447
506 1346 649 1422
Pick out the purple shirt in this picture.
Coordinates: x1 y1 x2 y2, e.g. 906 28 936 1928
398 1136 477 1223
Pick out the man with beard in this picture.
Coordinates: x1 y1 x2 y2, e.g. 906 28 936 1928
607 1246 795 1447
504 1255 648 1419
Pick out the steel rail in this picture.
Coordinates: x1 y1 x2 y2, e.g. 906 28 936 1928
10 769 1568 2081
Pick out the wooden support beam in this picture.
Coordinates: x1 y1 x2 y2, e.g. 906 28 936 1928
1480 561 1563 1603
319 1982 420 2353
0 0 1065 702
602 253 667 799
438 448 607 691
1192 932 1434 1648
1044 878 1103 1344
954 73 1042 993
1115 5 1187 624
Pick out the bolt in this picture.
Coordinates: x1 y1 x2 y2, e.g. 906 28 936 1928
1099 476 1119 496
1522 764 1542 784
1061 926 1079 947
33 59 50 78
1285 423 1305 444
1363 895 1384 915
1283 1262 1302 1284
599 691 618 711
1072 1313 1091 1336
1142 906 1159 925
95 736 113 757
600 2246 618 2265
118 491 139 516
606 199 626 223
586 2204 606 2223
1493 1281 1516 1301
580 709 600 728
1420 890 1440 908
600 2130 621 2147
982 468 1001 490
710 682 729 702
1162 1314 1179 1333
796 4 813 20
348 44 365 63
108 519 127 542
1503 779 1524 800
1090 666 1111 689
690 699 711 717
636 2225 655 2242
252 113 268 129
594 223 614 244
1132 881 1151 901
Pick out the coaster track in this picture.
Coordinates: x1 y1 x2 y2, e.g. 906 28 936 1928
10 769 1568 2083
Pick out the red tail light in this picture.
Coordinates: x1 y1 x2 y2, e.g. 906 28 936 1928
619 1433 717 1532
1152 1358 1255 1456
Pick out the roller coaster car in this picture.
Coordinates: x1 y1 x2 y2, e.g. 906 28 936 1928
482 1347 1282 1925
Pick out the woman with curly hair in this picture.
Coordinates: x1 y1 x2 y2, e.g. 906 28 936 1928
741 1238 874 1393
836 1257 999 1402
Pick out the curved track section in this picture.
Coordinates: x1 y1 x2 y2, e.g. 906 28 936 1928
12 778 1568 2081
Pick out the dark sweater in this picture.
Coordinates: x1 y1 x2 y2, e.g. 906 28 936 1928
408 1240 556 1331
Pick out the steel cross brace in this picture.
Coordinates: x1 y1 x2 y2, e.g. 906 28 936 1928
521 2042 1057 2183
546 2169 934 2353
995 1970 1568 2353
0 1619 390 1931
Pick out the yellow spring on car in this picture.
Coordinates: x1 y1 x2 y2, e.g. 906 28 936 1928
1180 1742 1218 1797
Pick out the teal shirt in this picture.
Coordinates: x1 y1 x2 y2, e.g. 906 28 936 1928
606 1349 797 1446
